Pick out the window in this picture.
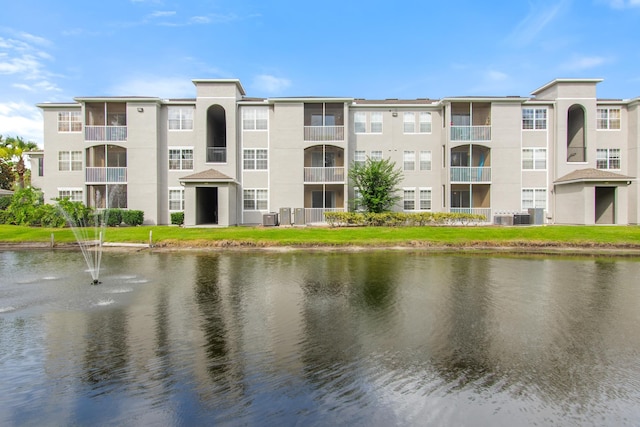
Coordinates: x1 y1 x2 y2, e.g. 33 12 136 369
419 188 432 210
168 188 184 211
354 150 366 166
522 108 547 130
419 112 432 133
370 150 383 161
403 151 415 171
596 148 620 170
419 151 432 171
58 188 83 202
354 112 366 133
403 188 415 210
597 108 621 130
169 148 193 170
168 107 194 130
522 148 547 170
37 158 44 176
353 188 363 211
403 112 415 133
58 151 82 171
58 111 82 132
370 112 383 133
243 149 268 170
242 107 268 130
522 188 546 210
243 189 268 210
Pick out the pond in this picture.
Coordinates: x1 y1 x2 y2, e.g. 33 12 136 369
1 249 640 426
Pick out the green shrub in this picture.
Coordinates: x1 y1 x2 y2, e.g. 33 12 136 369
0 195 11 210
171 211 184 225
104 209 123 226
325 211 486 227
122 210 144 226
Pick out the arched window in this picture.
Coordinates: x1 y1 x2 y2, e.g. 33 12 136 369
206 105 226 163
567 104 586 162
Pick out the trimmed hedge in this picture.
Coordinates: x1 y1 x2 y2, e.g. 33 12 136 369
324 211 487 227
122 210 144 226
171 211 184 225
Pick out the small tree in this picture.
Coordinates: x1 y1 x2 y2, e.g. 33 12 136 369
349 157 403 213
0 135 39 189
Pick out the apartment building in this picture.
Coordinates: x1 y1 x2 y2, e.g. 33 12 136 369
32 78 639 226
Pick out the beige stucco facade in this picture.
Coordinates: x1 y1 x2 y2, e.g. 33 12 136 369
32 78 639 226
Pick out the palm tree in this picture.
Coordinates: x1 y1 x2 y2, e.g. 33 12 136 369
0 135 40 189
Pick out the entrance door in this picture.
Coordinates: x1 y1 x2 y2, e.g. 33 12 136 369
196 187 218 225
595 187 615 224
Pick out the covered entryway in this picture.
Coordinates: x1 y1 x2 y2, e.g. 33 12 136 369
180 169 238 227
595 187 616 224
196 187 218 225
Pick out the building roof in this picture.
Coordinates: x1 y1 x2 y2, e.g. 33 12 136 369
531 78 604 96
555 168 633 185
179 169 234 182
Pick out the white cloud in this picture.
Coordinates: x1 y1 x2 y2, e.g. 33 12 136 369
149 11 176 18
507 0 569 46
486 70 509 82
561 55 608 71
252 75 291 94
0 102 44 146
108 76 195 98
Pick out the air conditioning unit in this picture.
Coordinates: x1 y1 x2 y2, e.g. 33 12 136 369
279 208 291 225
263 213 279 226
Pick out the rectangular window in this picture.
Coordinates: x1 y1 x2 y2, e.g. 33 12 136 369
419 151 432 171
354 112 366 133
58 188 83 202
168 188 184 211
522 108 547 130
243 189 268 210
370 150 383 161
403 151 415 171
403 188 415 210
243 149 268 170
38 157 44 176
169 148 194 170
419 112 432 133
522 188 546 210
419 188 432 210
597 108 621 130
596 148 620 170
403 112 415 133
242 107 268 130
57 111 82 132
58 151 82 171
354 150 366 166
370 112 383 133
522 148 547 170
168 107 194 130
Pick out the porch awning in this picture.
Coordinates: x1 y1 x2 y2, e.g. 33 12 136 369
179 168 235 184
555 168 633 185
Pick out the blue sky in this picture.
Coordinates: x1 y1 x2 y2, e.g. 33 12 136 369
1 0 639 146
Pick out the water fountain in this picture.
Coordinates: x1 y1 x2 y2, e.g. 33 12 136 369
58 201 108 285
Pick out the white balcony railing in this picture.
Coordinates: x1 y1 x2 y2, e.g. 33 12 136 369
304 167 345 183
85 167 127 183
450 126 491 141
450 167 491 182
207 147 226 163
305 207 344 224
85 126 127 142
450 207 491 222
304 126 345 142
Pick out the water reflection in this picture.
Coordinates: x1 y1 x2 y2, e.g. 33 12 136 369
1 250 640 425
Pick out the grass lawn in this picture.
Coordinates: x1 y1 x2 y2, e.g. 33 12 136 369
2 224 640 248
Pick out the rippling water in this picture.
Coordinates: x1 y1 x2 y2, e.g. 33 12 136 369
1 250 640 426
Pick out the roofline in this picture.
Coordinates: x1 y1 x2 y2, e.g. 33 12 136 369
267 97 354 103
73 97 163 103
192 79 246 96
36 102 80 109
531 78 603 96
555 177 633 185
440 97 528 103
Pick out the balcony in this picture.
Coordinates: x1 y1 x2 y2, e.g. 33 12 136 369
305 207 344 224
450 166 491 183
86 167 127 183
304 126 345 142
207 147 226 163
450 207 491 222
450 126 491 142
304 167 345 183
85 126 127 142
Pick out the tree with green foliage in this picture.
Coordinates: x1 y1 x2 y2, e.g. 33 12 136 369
0 135 40 189
0 160 13 190
349 157 403 213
